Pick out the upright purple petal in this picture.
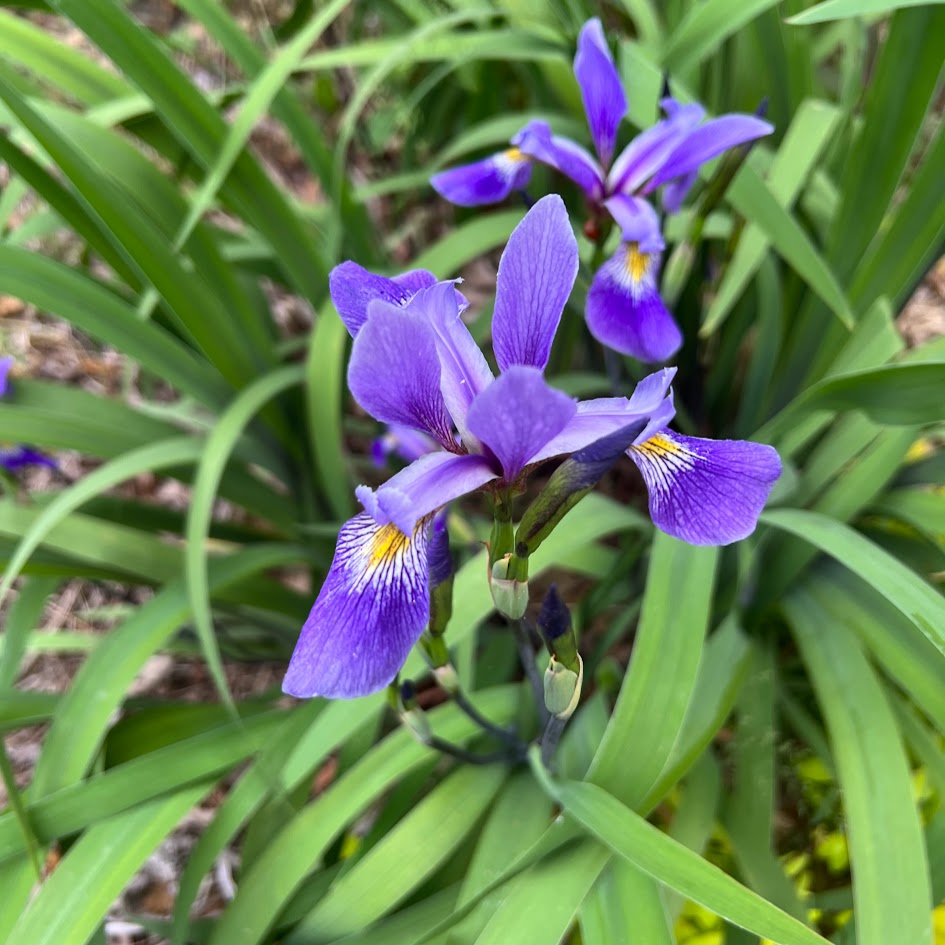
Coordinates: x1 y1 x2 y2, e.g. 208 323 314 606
372 424 440 467
348 304 455 448
515 121 604 201
586 244 682 362
573 18 626 167
607 104 703 195
283 513 431 699
404 282 495 444
604 195 664 253
465 366 576 481
330 262 416 336
527 372 676 464
431 151 532 207
356 451 497 535
391 269 437 295
0 356 12 398
492 195 578 373
647 114 774 190
628 431 781 545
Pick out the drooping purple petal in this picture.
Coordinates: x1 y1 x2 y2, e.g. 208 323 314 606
372 424 440 467
527 372 676 464
604 195 664 253
465 366 576 482
0 447 57 472
283 513 431 699
607 104 703 195
0 356 12 398
431 151 532 207
661 169 699 213
647 114 774 191
573 18 626 167
391 269 437 296
586 244 682 362
492 195 578 373
515 121 605 201
403 281 495 443
628 431 781 545
348 304 455 449
356 450 497 535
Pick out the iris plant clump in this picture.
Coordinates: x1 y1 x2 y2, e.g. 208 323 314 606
284 196 780 701
431 18 772 362
0 355 54 473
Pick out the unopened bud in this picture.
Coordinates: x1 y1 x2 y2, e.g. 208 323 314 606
537 584 571 641
516 420 647 557
396 679 432 744
489 555 529 619
544 654 584 720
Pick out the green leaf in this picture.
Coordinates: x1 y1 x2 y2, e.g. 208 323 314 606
788 0 943 23
0 577 58 689
663 0 782 72
29 546 305 801
581 859 674 945
588 534 718 809
531 762 832 945
5 787 206 945
703 99 841 336
761 508 945 659
290 765 507 942
412 211 525 275
185 366 303 707
784 586 932 945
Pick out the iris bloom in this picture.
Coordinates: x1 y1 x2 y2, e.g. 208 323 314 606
0 356 55 473
431 18 772 362
284 196 780 700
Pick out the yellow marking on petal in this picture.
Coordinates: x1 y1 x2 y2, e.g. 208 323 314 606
631 432 684 459
504 146 527 163
624 241 649 285
368 523 410 569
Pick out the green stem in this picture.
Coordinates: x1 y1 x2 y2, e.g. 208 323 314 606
0 740 43 881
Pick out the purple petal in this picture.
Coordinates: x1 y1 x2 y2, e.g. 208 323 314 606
0 447 57 472
628 431 781 545
573 18 626 167
391 269 437 295
372 424 440 468
607 104 703 195
0 356 12 398
647 114 774 190
515 121 605 201
403 282 495 444
465 366 576 482
661 170 699 213
329 262 417 337
356 451 497 535
492 195 578 373
586 244 682 362
431 151 532 207
603 195 664 253
427 512 453 589
348 305 455 448
527 370 676 464
283 513 431 699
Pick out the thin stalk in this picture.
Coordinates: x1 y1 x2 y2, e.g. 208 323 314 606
539 716 568 770
511 618 549 725
452 689 524 749
0 741 43 881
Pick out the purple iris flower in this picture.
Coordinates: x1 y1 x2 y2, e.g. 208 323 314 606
284 196 780 700
0 356 55 473
371 424 439 468
430 18 773 363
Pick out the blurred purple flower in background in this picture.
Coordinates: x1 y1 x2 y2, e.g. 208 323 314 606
0 356 55 473
431 18 773 363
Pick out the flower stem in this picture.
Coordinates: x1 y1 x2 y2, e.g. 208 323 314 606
511 618 549 725
452 689 523 748
539 715 568 769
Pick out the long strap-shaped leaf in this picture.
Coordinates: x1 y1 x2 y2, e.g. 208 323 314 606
530 756 832 945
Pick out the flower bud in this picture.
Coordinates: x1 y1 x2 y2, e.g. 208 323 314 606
489 555 529 619
543 653 584 720
516 419 647 558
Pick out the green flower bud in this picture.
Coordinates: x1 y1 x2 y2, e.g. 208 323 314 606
543 653 584 720
489 555 529 619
